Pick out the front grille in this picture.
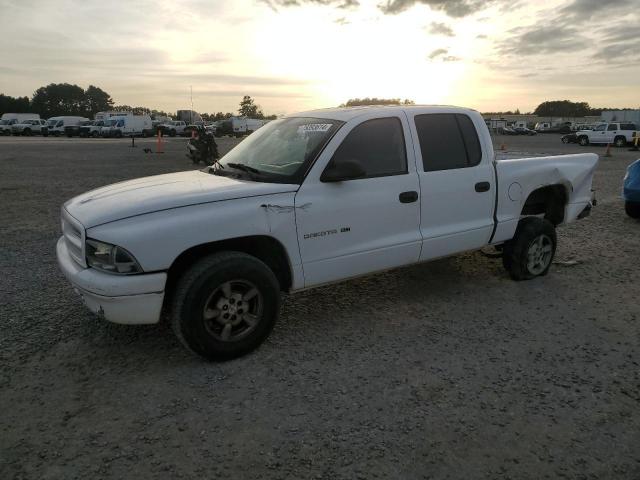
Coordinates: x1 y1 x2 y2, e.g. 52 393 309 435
61 209 86 267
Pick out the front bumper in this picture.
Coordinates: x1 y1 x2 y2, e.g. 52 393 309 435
56 237 166 325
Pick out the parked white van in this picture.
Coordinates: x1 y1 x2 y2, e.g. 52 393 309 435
101 115 152 137
47 116 90 136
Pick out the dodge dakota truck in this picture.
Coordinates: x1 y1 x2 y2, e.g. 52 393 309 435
57 106 598 360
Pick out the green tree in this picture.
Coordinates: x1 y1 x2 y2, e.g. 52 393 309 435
238 96 263 118
31 83 86 117
0 94 32 114
83 85 113 117
533 100 592 117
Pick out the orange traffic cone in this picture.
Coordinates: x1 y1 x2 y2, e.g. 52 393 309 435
604 143 612 157
156 130 164 154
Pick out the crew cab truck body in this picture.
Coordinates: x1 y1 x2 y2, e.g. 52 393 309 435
11 118 49 136
57 106 598 360
577 122 638 147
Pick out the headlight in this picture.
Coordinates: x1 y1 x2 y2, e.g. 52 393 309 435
85 239 142 274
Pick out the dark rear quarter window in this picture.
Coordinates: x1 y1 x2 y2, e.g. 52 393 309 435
414 113 482 172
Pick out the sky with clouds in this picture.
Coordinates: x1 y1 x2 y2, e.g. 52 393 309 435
0 0 638 115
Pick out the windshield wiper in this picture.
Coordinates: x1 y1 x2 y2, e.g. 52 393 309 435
226 162 261 174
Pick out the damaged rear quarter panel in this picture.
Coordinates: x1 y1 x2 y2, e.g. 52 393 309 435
492 153 598 243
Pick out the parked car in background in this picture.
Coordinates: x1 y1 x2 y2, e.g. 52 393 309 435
0 113 40 135
78 120 105 137
501 127 518 135
577 123 638 147
561 132 579 144
65 120 93 137
56 105 598 360
11 118 49 136
514 127 537 136
0 119 13 135
158 120 187 137
47 116 90 136
623 159 640 219
101 115 152 138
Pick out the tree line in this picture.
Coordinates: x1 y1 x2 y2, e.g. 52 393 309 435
0 84 278 121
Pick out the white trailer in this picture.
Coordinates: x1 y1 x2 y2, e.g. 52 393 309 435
230 117 267 137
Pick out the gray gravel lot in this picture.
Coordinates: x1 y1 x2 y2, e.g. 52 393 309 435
1 134 639 479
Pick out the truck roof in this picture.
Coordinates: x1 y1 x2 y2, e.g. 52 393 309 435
289 105 479 122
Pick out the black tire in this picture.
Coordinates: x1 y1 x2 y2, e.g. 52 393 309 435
561 136 569 144
625 201 640 219
614 136 626 148
23 129 32 136
54 131 60 137
502 217 557 281
171 251 281 360
578 136 589 146
142 131 148 138
116 131 123 138
92 131 100 138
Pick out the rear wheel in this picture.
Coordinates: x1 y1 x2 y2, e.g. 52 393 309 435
171 252 281 360
23 129 32 136
502 217 556 281
578 136 589 146
92 130 100 138
614 136 626 148
625 201 640 219
561 136 569 144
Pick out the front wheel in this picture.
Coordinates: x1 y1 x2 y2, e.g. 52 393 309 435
171 252 281 360
625 201 640 219
561 136 569 144
502 217 557 281
578 136 589 146
614 136 626 148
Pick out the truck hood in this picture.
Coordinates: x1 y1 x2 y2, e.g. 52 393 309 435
65 170 298 228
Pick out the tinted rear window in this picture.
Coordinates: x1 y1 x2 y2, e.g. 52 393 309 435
414 113 482 171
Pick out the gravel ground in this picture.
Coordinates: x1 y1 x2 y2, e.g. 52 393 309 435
1 134 639 479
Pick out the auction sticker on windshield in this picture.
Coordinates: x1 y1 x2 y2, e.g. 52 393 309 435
299 123 333 133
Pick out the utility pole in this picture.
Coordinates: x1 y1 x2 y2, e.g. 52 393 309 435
190 85 193 125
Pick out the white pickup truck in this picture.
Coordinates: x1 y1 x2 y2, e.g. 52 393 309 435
57 106 598 360
577 122 638 147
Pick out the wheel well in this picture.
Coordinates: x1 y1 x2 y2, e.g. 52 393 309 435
164 236 293 299
521 185 568 225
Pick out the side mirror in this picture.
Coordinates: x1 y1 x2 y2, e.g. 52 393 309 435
320 159 366 183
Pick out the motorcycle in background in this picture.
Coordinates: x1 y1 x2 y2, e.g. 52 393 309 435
187 126 219 165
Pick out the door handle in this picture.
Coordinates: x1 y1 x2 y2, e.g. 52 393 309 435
399 191 419 203
475 182 491 193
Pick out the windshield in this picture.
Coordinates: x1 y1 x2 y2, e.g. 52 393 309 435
47 119 58 126
217 117 343 184
105 119 118 126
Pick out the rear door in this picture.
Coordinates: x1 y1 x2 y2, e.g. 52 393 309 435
294 113 422 287
406 111 495 260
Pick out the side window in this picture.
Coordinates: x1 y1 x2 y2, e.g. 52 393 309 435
607 124 618 131
330 117 407 178
415 113 482 172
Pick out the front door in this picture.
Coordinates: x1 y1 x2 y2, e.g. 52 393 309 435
295 113 422 287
